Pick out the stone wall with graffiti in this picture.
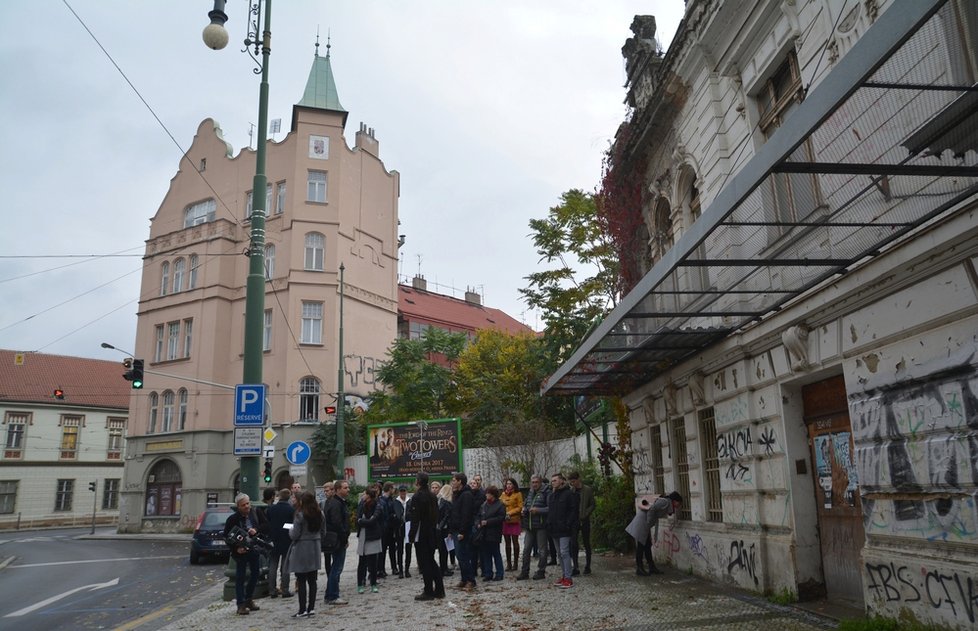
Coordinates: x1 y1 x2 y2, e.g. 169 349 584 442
847 314 978 629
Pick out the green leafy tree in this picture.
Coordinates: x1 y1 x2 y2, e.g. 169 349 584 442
362 327 467 423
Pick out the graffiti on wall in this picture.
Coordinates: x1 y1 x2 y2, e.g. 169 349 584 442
758 427 777 455
717 426 753 485
727 539 760 586
865 561 978 625
343 353 380 390
865 495 977 542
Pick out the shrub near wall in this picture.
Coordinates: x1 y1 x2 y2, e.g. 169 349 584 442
590 474 635 553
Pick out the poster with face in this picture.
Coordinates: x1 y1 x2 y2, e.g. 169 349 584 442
814 435 833 508
367 419 462 481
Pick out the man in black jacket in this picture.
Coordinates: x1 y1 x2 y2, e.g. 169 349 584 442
547 473 579 589
224 493 266 615
266 488 295 598
449 472 478 590
409 472 445 600
323 480 352 605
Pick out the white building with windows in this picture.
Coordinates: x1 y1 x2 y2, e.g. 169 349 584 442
545 1 977 628
119 47 400 533
0 350 128 529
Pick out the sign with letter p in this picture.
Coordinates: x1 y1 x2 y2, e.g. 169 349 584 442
234 384 266 426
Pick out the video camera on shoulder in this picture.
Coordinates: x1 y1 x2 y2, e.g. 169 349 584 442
227 525 272 552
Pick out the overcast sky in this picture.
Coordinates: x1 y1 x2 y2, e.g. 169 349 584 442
0 1 684 362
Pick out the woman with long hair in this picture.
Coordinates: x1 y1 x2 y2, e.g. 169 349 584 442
436 481 455 573
289 491 323 618
356 486 383 593
500 477 524 572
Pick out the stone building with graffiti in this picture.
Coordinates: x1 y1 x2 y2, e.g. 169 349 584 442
544 1 977 628
119 48 401 533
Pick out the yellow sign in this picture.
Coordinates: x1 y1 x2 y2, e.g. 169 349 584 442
263 427 277 443
13 353 25 365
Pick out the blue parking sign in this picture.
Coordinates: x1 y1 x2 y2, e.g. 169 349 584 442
234 384 266 426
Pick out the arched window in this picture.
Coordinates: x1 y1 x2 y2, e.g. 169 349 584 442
161 390 175 432
178 389 188 431
299 377 320 420
172 258 185 293
304 232 325 271
160 261 170 296
145 459 182 517
149 392 159 433
265 244 275 279
188 254 199 289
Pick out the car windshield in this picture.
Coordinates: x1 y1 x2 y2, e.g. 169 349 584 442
201 511 231 528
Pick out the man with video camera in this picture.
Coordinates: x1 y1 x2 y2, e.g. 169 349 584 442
224 493 269 615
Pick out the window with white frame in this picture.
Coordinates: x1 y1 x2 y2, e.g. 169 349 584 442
60 416 82 459
304 232 325 270
265 244 275 279
107 417 125 459
0 480 17 514
299 377 320 420
102 479 120 510
300 301 323 344
154 325 164 362
188 254 199 289
275 182 286 214
161 391 175 432
183 318 193 358
245 190 253 218
167 322 180 360
178 389 188 430
3 412 28 459
149 392 159 433
160 261 170 296
265 183 273 214
263 309 273 351
184 199 216 227
55 479 73 512
172 258 185 293
307 171 327 203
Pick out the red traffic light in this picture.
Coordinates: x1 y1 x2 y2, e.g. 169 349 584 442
53 389 65 400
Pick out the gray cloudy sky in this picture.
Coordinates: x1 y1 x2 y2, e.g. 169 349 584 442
0 1 683 362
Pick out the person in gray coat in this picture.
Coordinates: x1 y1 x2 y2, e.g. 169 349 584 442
289 491 324 618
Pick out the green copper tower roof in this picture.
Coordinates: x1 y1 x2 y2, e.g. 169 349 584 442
298 39 345 113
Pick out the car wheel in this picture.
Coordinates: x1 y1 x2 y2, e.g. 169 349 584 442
190 548 200 564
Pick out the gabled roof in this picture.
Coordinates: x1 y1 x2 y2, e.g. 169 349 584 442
0 349 130 410
298 46 346 115
398 285 533 336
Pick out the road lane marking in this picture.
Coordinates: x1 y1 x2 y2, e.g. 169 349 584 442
113 605 176 631
4 577 120 617
10 554 184 568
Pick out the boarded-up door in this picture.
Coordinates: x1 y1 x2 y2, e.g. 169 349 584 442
803 375 865 605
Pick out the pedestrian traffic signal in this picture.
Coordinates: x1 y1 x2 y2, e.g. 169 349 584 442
263 459 273 484
123 358 144 389
53 388 65 400
324 405 337 415
88 481 97 492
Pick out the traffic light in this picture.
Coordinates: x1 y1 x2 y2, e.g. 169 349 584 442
123 358 144 389
263 459 273 484
88 481 97 492
324 405 337 415
53 388 65 400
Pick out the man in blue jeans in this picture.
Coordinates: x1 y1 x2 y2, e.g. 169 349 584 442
323 479 352 605
449 472 478 590
224 493 265 615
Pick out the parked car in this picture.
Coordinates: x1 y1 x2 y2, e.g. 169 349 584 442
189 505 234 564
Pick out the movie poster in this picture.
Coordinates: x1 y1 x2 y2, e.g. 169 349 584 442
367 418 462 481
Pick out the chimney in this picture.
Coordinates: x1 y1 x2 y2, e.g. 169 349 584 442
464 286 481 305
412 275 427 291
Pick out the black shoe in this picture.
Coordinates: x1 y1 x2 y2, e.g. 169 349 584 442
281 591 294 598
398 572 404 579
441 569 453 577
649 566 663 575
415 592 435 601
571 568 580 576
404 571 411 578
270 591 279 599
636 567 649 576
547 559 557 566
516 574 530 581
583 567 591 575
532 571 546 580
433 590 446 599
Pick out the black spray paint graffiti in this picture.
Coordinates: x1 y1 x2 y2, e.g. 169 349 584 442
759 427 777 455
727 540 759 586
632 447 654 477
343 354 379 389
717 427 753 459
725 462 750 480
865 562 978 624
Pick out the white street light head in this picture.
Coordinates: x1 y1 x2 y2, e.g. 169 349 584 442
202 23 229 50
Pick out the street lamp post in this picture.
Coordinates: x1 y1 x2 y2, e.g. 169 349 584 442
336 263 345 478
204 0 271 502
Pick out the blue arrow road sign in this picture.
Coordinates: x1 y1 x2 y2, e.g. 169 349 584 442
234 384 266 426
286 440 311 466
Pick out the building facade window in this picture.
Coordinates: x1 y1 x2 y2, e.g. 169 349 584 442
145 459 182 517
154 325 164 362
183 319 193 358
275 182 286 214
102 479 120 510
149 392 159 433
55 479 73 512
699 408 722 522
188 254 199 289
60 416 82 460
265 183 273 215
178 389 188 430
307 171 327 203
304 232 325 270
161 391 175 433
300 301 323 344
670 417 692 521
245 190 253 218
184 199 216 227
0 481 17 514
107 417 125 460
167 322 180 360
3 412 28 459
265 244 275 279
299 377 320 420
650 424 665 495
172 258 185 293
160 261 170 297
263 309 273 351
408 322 433 340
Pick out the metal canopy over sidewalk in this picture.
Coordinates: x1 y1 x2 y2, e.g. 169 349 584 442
543 0 978 396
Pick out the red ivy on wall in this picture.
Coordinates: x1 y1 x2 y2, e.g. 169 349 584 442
596 120 648 296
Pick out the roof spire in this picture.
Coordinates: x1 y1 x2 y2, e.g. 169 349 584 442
315 27 320 57
326 30 332 58
297 31 346 115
